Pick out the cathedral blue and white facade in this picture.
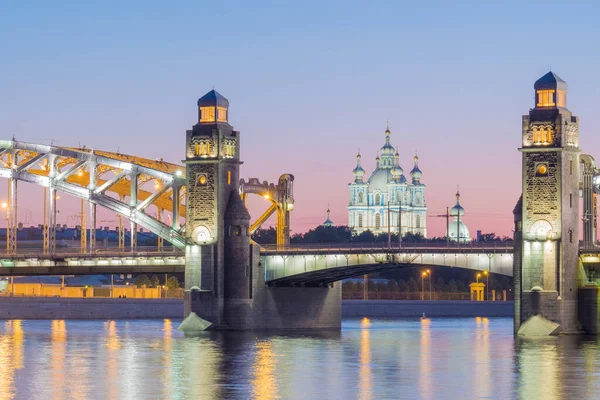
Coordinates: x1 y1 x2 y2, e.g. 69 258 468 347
348 128 427 236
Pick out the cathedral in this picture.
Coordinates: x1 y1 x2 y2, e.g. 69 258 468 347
348 128 427 236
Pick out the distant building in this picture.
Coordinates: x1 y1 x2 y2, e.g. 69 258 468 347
348 128 427 236
322 207 334 227
446 191 471 243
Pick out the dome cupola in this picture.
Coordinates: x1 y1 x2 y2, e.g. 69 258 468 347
352 153 365 182
378 127 395 169
410 155 422 183
197 89 229 124
450 190 465 217
534 71 567 109
391 152 404 182
322 207 334 227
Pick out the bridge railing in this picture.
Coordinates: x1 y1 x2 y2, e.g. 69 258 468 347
260 241 515 253
0 246 185 258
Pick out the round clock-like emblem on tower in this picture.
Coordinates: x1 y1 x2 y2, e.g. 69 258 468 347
536 164 548 176
198 174 207 185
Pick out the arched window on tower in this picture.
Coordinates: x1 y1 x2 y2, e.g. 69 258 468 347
358 192 364 203
375 193 381 206
416 215 421 229
546 127 552 144
358 214 364 228
375 214 381 230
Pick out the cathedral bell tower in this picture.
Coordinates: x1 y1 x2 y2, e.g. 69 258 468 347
183 90 250 326
516 72 581 334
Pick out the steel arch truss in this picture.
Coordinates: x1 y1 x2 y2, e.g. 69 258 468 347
240 174 294 248
0 140 187 250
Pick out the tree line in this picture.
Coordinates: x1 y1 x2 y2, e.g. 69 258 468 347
252 225 513 245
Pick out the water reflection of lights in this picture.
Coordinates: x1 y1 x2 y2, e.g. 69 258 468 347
161 319 173 398
518 340 559 399
0 320 24 400
51 320 67 400
105 320 119 400
251 341 279 400
359 321 372 400
419 318 432 400
474 317 491 398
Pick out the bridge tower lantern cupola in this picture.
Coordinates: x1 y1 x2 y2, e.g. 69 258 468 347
534 71 567 109
197 89 229 124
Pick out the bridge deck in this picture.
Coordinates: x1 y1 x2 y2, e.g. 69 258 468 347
0 247 185 276
261 243 516 286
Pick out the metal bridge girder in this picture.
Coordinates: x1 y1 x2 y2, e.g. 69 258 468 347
0 140 187 249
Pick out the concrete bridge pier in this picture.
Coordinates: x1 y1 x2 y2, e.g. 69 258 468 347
184 244 341 331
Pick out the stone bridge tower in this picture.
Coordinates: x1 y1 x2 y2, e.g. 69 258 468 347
516 72 580 334
181 90 341 331
183 90 251 327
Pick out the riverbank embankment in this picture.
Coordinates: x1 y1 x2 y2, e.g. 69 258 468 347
0 298 514 319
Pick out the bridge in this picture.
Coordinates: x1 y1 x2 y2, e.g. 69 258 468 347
3 74 600 333
0 242 514 280
261 243 514 286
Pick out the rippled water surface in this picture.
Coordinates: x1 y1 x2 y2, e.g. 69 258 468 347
1 317 600 399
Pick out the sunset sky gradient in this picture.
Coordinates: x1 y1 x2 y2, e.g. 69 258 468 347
3 0 600 237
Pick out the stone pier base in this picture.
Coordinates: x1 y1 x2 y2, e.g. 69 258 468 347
184 244 341 331
185 284 341 331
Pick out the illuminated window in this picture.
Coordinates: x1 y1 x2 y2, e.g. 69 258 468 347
194 141 211 157
546 127 552 143
537 90 555 107
227 171 231 185
217 107 227 122
375 214 381 229
557 90 566 107
358 214 363 228
199 106 215 122
223 140 235 158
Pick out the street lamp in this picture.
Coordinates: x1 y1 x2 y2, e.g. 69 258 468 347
427 269 432 300
421 271 428 300
476 273 481 283
483 271 489 301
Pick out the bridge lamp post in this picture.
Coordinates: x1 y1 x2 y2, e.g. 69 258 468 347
421 271 428 300
426 269 432 300
483 271 489 301
476 273 481 283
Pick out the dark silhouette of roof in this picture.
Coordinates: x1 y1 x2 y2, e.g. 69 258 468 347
197 89 229 108
535 71 567 90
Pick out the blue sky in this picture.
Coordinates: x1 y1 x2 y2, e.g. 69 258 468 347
2 0 600 235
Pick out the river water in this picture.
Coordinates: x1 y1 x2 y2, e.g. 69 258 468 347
0 317 599 399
